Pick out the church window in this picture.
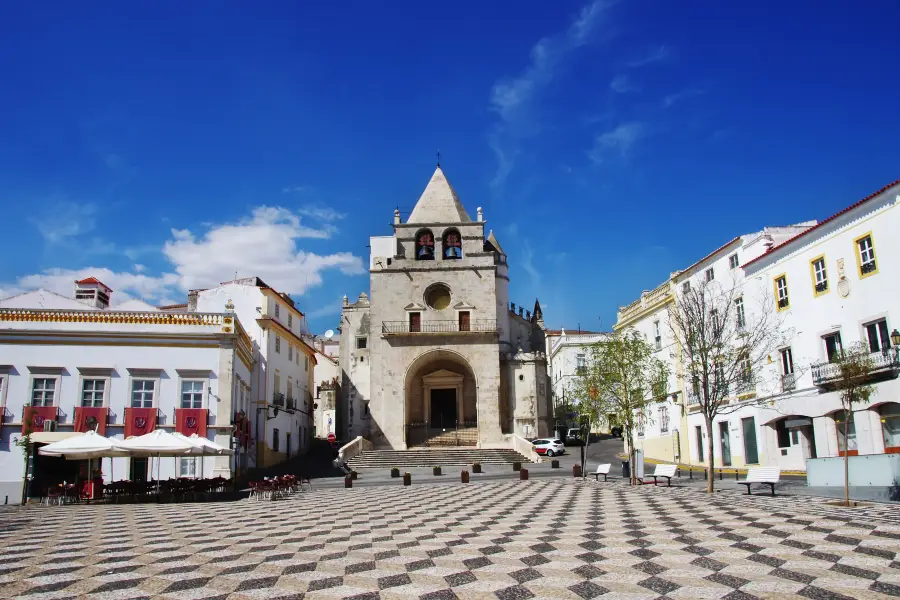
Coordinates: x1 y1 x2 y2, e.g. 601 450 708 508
458 311 470 332
409 312 421 333
443 229 462 259
356 337 367 349
424 283 452 311
415 229 435 260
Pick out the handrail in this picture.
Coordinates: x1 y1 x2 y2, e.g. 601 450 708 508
334 436 372 467
382 319 497 334
513 435 542 463
0 308 226 326
812 350 899 386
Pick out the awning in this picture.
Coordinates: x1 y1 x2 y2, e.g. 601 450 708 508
785 418 813 428
32 431 85 444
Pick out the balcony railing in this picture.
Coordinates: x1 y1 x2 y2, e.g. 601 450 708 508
382 319 497 335
812 350 899 388
781 372 797 392
272 392 285 408
686 391 700 406
286 396 296 411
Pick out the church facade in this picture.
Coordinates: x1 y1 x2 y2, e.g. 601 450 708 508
338 167 551 450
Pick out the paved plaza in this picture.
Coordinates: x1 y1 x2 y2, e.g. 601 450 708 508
1 479 899 600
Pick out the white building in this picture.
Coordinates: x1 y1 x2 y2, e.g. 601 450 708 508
311 334 341 439
0 278 252 503
719 180 900 470
545 328 610 434
194 278 317 467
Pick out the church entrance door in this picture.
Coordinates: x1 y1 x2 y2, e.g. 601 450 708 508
430 388 457 428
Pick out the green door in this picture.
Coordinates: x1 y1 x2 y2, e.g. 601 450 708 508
742 417 759 464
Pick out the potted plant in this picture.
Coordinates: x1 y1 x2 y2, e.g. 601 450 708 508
573 464 582 477
344 474 353 488
512 461 522 472
551 459 560 469
403 472 411 486
461 470 470 483
433 466 442 476
519 468 529 481
390 467 400 478
473 462 482 474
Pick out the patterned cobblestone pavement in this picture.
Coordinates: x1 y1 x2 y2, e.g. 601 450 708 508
1 478 899 600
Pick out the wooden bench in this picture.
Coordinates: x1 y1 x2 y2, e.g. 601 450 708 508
648 464 678 486
739 467 781 496
593 464 611 481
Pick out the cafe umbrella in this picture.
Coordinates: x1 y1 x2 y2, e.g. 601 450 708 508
118 429 201 495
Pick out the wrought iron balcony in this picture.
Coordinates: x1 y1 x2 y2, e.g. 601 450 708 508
272 392 285 407
686 391 700 406
286 396 296 411
781 372 797 392
382 319 497 335
812 350 899 388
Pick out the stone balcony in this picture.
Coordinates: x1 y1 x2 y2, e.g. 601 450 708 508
811 350 900 389
381 319 497 336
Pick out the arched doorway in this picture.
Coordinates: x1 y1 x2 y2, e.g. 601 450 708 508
404 350 478 447
770 415 817 469
878 403 900 453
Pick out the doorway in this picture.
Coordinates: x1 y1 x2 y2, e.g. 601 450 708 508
131 457 149 482
430 388 457 428
719 421 732 466
742 417 759 464
695 426 704 462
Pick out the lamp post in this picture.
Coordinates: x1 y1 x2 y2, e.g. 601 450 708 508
891 329 900 350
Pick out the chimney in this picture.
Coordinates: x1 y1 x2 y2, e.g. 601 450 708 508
393 208 401 225
74 277 112 309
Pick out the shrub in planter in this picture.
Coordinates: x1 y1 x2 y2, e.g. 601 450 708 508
403 472 411 486
551 459 560 469
519 468 529 481
351 470 358 480
512 461 522 472
344 475 353 488
573 464 582 477
433 466 442 476
461 470 470 483
472 462 482 473
390 467 400 478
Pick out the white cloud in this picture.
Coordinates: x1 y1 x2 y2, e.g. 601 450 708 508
521 241 540 284
610 74 637 93
306 299 343 320
589 122 648 163
626 45 670 68
2 205 365 304
296 206 346 222
663 88 705 108
282 185 310 194
488 0 616 192
30 201 98 244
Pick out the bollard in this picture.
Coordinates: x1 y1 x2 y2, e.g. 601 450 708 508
719 469 723 480
403 473 411 486
735 470 739 481
704 469 708 480
513 461 522 472
573 464 582 478
551 459 560 469
473 463 482 474
391 467 400 478
351 471 358 480
520 468 529 481
689 468 693 480
461 470 470 483
433 466 442 476
344 475 352 488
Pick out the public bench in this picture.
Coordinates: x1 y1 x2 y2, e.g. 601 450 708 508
739 467 781 496
648 464 678 486
593 464 611 481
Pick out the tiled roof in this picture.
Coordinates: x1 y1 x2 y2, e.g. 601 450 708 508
742 179 900 269
75 277 111 288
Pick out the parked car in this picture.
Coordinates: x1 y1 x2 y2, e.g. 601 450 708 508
565 428 584 446
610 426 623 438
532 438 566 457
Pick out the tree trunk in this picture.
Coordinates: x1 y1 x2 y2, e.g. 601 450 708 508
626 430 636 486
704 417 715 494
843 412 851 506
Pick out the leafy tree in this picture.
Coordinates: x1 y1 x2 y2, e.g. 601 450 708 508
667 278 787 493
571 331 669 485
829 342 875 506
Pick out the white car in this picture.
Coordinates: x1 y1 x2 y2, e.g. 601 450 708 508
532 438 566 457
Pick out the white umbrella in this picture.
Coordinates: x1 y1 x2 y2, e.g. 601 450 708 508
184 433 234 456
38 431 130 460
119 429 201 456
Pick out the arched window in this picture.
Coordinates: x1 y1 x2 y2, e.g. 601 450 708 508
832 410 857 456
443 229 462 259
415 229 435 260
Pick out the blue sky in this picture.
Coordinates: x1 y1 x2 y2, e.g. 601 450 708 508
1 1 899 332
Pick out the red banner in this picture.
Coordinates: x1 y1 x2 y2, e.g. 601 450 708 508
74 407 108 436
22 406 57 434
124 407 157 438
175 408 208 437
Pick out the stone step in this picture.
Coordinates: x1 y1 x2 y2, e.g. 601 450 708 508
348 448 531 469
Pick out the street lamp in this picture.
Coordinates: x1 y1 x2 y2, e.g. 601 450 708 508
891 329 900 348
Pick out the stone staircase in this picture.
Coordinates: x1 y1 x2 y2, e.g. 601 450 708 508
348 448 531 470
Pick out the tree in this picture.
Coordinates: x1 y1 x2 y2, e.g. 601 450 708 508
668 278 787 493
829 342 875 506
571 331 669 485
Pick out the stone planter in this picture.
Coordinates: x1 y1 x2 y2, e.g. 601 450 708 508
403 473 411 486
344 475 352 488
461 470 470 483
513 461 522 472
390 467 400 478
351 471 358 480
433 466 442 476
519 468 529 480
573 465 582 477
473 463 482 473
551 459 560 469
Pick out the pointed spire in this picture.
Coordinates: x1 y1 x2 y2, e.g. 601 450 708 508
407 167 472 224
485 230 505 254
532 298 543 324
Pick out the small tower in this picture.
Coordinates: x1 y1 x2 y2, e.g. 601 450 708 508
74 277 112 309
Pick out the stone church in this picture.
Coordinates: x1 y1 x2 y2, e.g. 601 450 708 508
338 166 551 449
